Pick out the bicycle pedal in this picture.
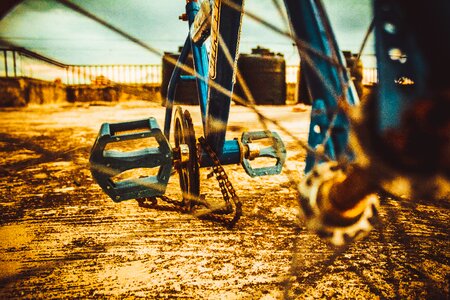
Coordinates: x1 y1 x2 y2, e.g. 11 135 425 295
241 130 286 177
90 118 173 202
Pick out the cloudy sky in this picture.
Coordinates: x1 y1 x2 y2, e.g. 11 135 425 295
0 0 374 66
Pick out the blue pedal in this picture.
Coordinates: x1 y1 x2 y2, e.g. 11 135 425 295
241 131 286 177
90 118 172 202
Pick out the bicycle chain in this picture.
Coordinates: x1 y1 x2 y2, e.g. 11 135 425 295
137 137 242 228
197 136 242 228
137 195 183 209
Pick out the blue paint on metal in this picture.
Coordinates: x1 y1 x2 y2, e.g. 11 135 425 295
164 1 245 172
304 99 336 171
89 0 292 205
205 0 244 155
90 118 172 202
198 132 287 177
241 131 287 177
163 36 192 139
199 139 241 167
374 0 427 133
186 1 210 132
284 0 357 173
180 75 197 81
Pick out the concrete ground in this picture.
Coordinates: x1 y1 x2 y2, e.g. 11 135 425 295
0 101 448 299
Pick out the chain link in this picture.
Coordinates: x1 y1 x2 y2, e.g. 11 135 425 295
136 137 242 228
198 136 242 228
137 195 183 209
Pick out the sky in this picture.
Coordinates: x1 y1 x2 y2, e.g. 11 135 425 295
0 0 374 66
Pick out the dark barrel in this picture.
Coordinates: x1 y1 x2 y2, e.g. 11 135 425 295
161 48 198 106
234 46 286 105
162 46 287 106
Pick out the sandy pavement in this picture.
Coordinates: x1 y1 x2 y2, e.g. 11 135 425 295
0 101 448 299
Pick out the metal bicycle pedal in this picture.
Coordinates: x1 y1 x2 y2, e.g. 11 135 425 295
241 130 286 177
90 118 172 202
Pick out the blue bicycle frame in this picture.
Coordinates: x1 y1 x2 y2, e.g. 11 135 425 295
90 0 449 205
164 0 244 163
90 0 356 201
284 0 358 172
163 0 449 187
164 0 356 170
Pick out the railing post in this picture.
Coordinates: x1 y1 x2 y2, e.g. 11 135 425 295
109 65 113 83
12 50 17 77
3 50 8 77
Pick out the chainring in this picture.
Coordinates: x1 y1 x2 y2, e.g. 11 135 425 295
174 106 200 211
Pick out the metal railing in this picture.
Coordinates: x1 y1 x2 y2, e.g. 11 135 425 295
286 65 378 86
1 48 378 86
286 65 299 84
66 64 161 85
1 48 68 83
362 67 378 85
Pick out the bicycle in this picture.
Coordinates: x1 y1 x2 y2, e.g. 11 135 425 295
87 0 450 245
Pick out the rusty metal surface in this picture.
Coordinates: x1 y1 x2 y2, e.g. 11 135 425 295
0 102 448 299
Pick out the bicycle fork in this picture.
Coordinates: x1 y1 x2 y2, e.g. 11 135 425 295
290 0 450 245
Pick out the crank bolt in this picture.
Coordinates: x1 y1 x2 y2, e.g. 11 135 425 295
179 13 188 21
